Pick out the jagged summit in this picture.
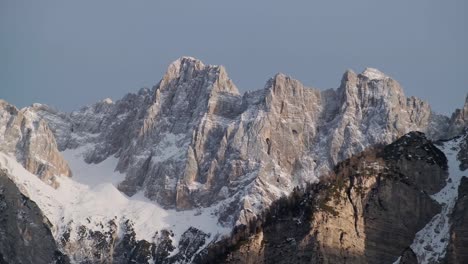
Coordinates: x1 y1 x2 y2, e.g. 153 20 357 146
361 67 389 80
266 72 309 91
447 92 468 137
159 56 239 95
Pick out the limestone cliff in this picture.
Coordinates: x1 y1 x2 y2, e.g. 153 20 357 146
0 100 71 187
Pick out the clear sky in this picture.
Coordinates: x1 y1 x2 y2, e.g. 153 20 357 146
1 0 467 115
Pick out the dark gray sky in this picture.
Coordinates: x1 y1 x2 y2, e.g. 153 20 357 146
1 0 467 114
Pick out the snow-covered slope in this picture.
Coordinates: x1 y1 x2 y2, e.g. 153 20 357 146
0 146 230 263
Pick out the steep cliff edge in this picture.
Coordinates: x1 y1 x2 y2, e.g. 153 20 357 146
446 176 468 264
0 169 69 264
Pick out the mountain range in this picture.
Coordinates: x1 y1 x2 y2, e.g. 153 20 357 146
0 57 467 264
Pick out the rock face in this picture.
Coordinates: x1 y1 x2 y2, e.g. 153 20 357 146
57 219 208 264
0 100 71 187
0 169 69 264
455 128 468 171
446 176 468 263
399 248 418 264
447 95 468 138
216 132 447 264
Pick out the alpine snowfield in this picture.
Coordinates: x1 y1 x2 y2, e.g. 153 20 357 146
0 144 231 260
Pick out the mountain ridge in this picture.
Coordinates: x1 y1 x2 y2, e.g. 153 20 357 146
0 57 467 263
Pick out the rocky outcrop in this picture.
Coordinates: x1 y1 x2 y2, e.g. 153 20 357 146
56 218 210 264
446 176 468 264
0 169 69 264
455 128 468 171
0 100 71 187
214 132 447 264
447 94 468 138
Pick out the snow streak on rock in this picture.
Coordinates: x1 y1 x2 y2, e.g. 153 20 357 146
406 137 465 263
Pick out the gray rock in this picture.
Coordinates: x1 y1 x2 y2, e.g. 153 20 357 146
447 94 468 138
399 247 418 264
446 176 468 264
0 168 69 264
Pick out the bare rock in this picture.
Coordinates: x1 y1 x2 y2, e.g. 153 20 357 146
0 100 71 187
446 176 468 264
0 169 69 264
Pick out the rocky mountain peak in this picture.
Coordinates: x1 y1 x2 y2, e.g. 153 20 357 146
163 56 206 80
340 69 358 83
460 93 468 119
266 73 310 96
159 57 239 96
447 93 468 138
101 98 114 104
383 131 447 170
0 99 19 115
0 100 71 187
335 67 412 125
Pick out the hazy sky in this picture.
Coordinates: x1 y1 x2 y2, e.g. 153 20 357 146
1 0 467 114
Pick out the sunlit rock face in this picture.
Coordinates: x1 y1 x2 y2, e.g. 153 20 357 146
0 100 71 187
218 132 449 264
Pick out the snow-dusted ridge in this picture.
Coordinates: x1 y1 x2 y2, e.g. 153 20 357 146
0 145 231 261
